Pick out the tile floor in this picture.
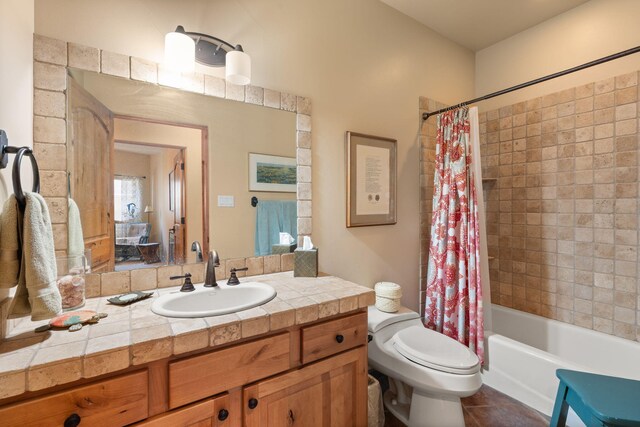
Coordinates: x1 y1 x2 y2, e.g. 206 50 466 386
383 385 549 427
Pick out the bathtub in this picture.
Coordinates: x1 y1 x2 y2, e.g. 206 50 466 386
482 305 640 426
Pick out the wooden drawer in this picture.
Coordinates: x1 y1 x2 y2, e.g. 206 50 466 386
134 393 236 427
0 370 148 427
301 312 367 364
169 332 291 409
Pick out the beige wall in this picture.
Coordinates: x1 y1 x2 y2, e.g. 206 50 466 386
0 0 33 321
34 0 475 309
0 0 34 202
476 0 640 111
209 111 295 259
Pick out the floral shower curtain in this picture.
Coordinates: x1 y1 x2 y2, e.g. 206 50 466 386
424 107 484 363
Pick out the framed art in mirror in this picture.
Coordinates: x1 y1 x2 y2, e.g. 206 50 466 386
249 153 296 193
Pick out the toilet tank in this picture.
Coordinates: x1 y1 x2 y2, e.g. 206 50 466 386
368 306 420 333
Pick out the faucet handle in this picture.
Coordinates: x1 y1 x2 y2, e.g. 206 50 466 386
171 273 195 292
227 267 248 286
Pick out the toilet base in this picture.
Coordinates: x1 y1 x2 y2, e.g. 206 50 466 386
384 390 411 425
383 387 465 427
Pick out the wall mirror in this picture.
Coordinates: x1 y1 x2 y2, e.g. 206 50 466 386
66 69 297 273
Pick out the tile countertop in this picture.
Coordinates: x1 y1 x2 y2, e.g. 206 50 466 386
0 272 375 400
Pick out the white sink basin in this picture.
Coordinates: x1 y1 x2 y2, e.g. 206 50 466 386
151 282 277 318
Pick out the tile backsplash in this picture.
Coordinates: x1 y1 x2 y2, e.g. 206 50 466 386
86 254 295 298
420 70 640 343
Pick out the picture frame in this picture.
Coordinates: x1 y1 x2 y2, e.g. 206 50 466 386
249 153 297 192
346 131 397 227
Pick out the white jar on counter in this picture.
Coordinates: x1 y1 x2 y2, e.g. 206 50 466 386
374 282 402 313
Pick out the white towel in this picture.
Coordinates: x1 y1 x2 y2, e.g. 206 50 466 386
6 193 62 320
68 198 85 258
0 196 20 288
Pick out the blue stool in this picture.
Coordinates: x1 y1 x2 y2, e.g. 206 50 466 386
551 369 640 427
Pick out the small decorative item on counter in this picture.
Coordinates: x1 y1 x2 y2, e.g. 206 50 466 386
56 254 88 310
374 282 402 313
107 291 153 306
34 310 108 332
294 236 318 277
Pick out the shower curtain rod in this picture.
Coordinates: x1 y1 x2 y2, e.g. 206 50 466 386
422 45 640 120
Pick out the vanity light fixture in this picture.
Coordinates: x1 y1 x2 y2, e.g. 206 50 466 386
164 25 251 85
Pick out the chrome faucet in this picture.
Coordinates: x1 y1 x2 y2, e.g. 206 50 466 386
191 241 203 262
204 251 220 287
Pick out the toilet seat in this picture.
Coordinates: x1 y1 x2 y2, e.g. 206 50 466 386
392 325 480 375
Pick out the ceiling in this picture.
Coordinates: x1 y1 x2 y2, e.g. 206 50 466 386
380 0 591 51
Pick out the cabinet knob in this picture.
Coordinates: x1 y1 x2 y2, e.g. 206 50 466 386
218 408 229 421
64 413 81 427
336 334 344 344
248 398 259 409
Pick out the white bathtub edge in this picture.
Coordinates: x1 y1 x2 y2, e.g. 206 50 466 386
482 332 557 414
482 330 595 427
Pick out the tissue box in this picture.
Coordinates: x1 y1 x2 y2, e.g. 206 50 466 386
294 248 318 277
271 243 297 255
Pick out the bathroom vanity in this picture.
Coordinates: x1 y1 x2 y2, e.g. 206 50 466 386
0 273 374 426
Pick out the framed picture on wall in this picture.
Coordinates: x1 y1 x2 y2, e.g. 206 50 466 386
346 131 397 227
248 153 297 192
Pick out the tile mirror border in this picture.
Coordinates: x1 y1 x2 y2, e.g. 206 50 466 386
32 34 313 297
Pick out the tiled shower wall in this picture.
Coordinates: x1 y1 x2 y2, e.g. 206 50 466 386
419 70 640 343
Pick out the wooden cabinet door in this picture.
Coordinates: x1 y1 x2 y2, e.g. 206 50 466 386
243 346 367 427
68 76 115 271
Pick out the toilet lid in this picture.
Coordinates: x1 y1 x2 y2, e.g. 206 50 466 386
393 326 480 375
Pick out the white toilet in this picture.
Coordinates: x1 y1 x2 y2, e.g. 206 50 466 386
368 305 482 427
